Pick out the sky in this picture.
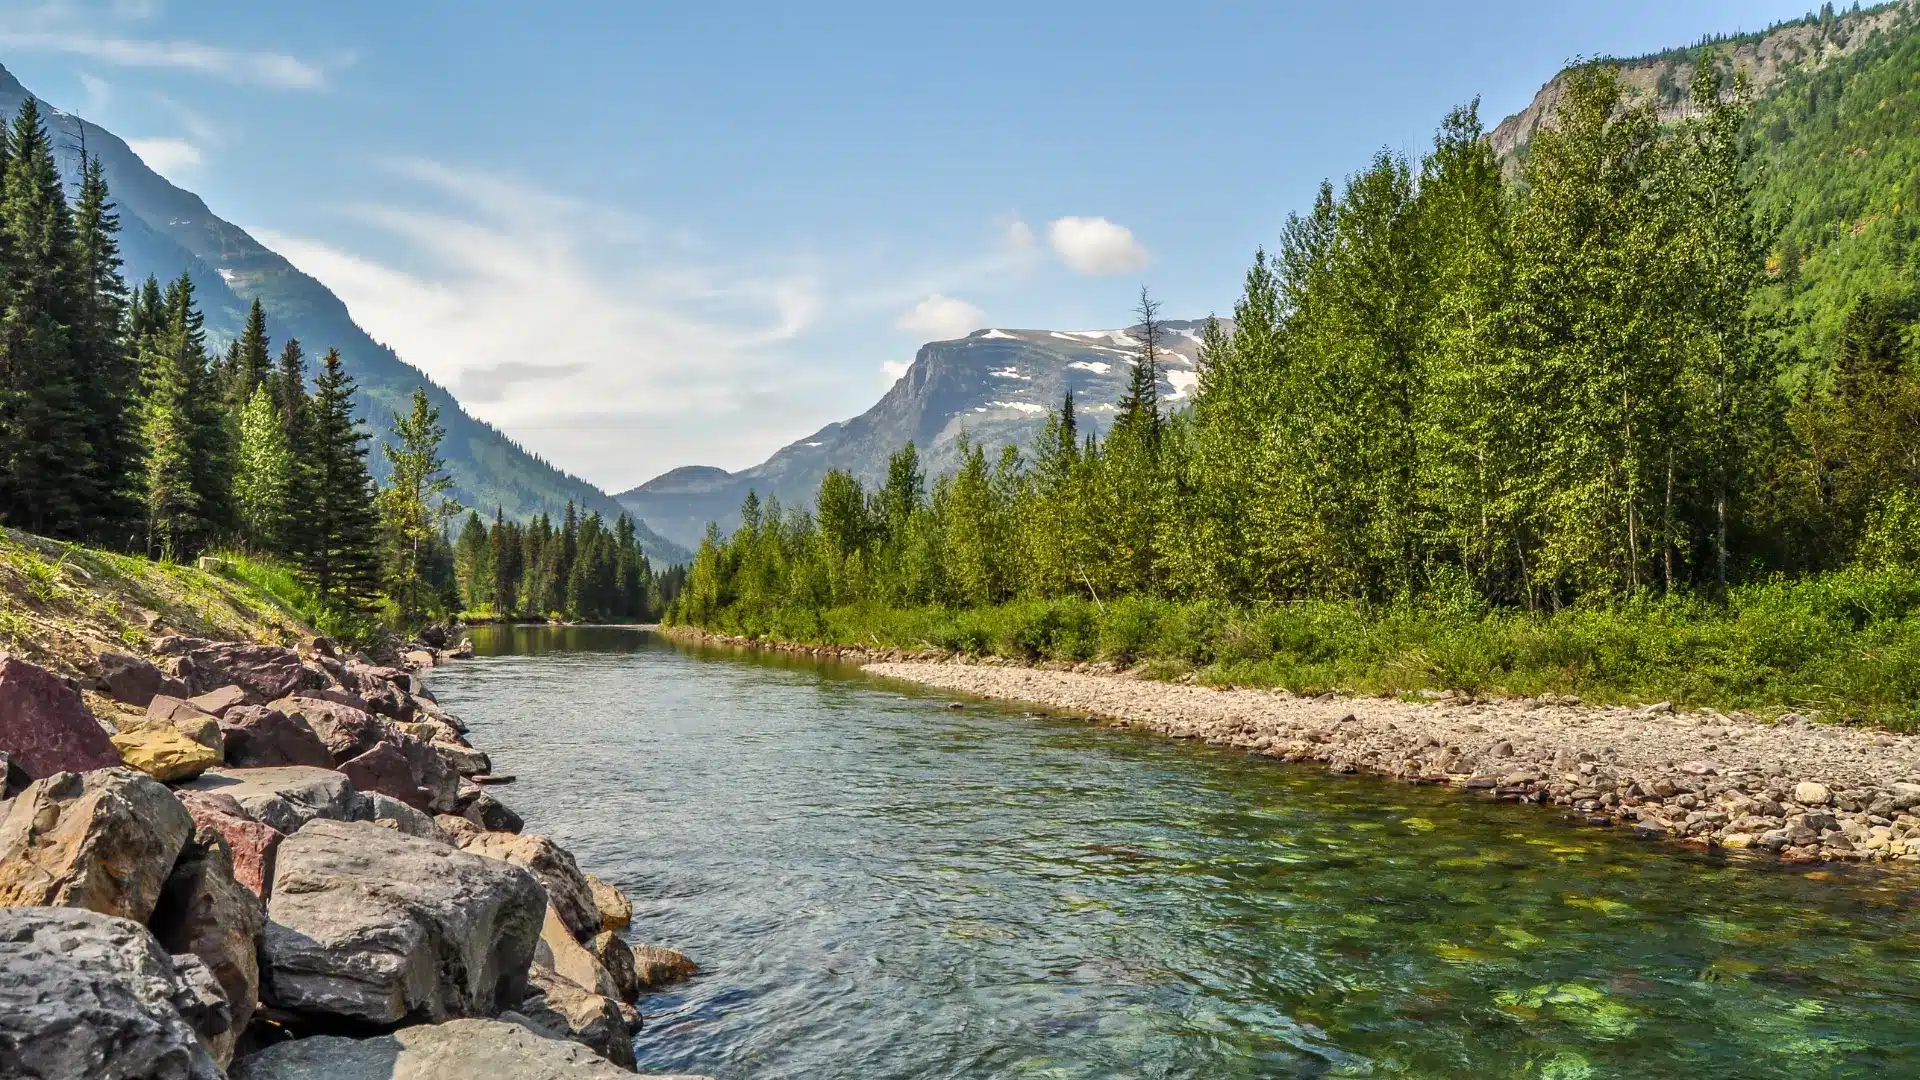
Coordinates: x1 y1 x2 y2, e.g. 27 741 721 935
0 0 1830 491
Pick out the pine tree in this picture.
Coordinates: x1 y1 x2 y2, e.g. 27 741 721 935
490 508 521 616
69 152 140 542
378 388 462 624
159 273 234 540
139 329 200 561
295 348 382 610
228 298 271 412
233 385 294 553
0 96 89 537
454 511 494 611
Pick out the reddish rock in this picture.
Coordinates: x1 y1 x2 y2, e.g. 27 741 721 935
186 685 248 718
0 652 122 779
218 706 333 769
179 791 285 900
359 680 417 723
95 651 189 708
161 639 324 703
272 696 393 765
147 694 218 728
307 686 372 712
338 741 427 811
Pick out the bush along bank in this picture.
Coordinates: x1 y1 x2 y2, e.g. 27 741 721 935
0 633 701 1078
665 626 1920 870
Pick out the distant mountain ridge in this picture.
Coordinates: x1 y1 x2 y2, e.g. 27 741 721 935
618 322 1211 550
0 61 688 564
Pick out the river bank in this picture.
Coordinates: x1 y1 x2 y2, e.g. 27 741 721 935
662 627 1920 866
3 584 701 1076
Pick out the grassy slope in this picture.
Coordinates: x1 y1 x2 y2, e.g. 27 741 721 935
677 568 1920 730
0 528 316 678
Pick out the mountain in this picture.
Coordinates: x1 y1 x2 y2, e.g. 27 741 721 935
0 62 689 565
617 323 1210 550
1489 0 1920 357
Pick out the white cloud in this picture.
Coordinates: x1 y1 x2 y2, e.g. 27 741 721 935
0 30 330 89
1047 216 1148 276
252 159 827 488
78 72 110 115
880 358 912 382
894 293 984 342
1003 217 1035 252
126 136 200 178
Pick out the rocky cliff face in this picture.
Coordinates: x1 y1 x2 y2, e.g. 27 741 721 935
0 63 685 563
617 322 1212 550
1488 1 1914 163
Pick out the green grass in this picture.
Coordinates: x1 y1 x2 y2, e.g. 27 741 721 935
204 549 381 646
677 567 1920 730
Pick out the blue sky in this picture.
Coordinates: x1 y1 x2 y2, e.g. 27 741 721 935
0 0 1825 489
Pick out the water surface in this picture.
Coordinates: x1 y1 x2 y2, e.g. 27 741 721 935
428 625 1920 1079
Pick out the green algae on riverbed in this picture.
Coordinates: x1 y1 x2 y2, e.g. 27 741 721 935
436 625 1920 1078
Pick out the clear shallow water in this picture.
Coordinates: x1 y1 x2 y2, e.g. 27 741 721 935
428 626 1920 1079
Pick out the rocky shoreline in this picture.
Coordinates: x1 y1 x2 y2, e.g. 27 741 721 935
1 632 704 1079
666 627 1920 868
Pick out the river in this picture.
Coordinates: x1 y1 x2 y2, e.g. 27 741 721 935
426 625 1920 1079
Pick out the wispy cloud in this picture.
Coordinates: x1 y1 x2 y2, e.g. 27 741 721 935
894 293 985 342
125 135 199 177
0 30 332 89
253 159 829 488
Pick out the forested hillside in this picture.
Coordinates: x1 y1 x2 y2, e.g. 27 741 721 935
0 61 684 562
671 55 1920 725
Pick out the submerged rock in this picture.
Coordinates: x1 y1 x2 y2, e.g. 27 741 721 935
260 820 544 1026
228 1017 678 1079
0 768 193 921
629 944 697 991
0 906 230 1080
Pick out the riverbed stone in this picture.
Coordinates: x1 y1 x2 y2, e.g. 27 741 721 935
464 832 601 944
218 706 334 769
179 791 284 900
176 766 371 835
111 725 221 782
228 1017 667 1079
261 819 545 1026
0 906 230 1080
585 874 632 932
1795 781 1833 806
0 768 193 921
149 831 266 1068
0 652 122 778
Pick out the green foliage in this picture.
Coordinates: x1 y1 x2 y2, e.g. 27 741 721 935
294 348 382 611
377 388 461 623
234 386 293 553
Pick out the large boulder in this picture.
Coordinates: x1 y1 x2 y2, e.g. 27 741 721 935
369 791 444 841
359 680 418 724
179 791 284 900
187 685 249 718
628 945 696 992
339 740 428 810
0 652 122 778
149 694 219 729
462 832 600 945
271 696 392 764
228 1017 683 1079
95 650 189 708
0 768 193 921
518 965 637 1070
111 727 221 783
218 707 334 769
157 639 325 704
585 875 632 933
587 932 639 1004
149 832 266 1069
176 766 371 835
532 904 623 1001
0 906 230 1080
463 791 524 834
261 820 545 1026
436 741 493 778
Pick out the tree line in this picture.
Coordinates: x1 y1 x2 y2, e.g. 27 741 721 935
675 66 1920 628
449 505 675 622
0 97 672 626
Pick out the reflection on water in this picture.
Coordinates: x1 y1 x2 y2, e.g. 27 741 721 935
431 625 1920 1079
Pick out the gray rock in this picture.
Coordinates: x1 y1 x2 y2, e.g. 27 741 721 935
149 832 266 1068
229 1017 704 1079
369 791 444 841
261 820 545 1026
588 931 639 1003
0 906 229 1080
0 768 194 921
518 965 637 1070
463 791 524 834
462 832 601 944
176 766 372 835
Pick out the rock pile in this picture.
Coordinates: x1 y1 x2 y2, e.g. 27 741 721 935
0 636 706 1077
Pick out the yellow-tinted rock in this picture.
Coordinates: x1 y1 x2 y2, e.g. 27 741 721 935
110 727 220 782
584 873 631 932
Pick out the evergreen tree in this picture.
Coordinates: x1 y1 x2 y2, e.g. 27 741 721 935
295 348 382 610
454 511 494 611
69 152 141 541
233 385 294 553
139 329 200 561
227 298 271 412
378 388 462 624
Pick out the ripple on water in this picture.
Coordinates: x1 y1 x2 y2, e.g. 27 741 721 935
429 626 1920 1080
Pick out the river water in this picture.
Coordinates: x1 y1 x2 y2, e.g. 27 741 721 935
427 626 1920 1079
